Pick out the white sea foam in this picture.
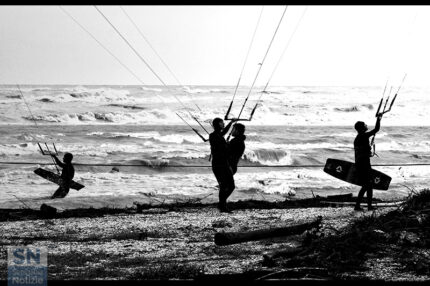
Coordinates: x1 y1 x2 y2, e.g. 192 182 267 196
376 140 430 152
183 86 229 94
22 109 179 124
141 87 163 92
15 133 51 141
244 149 292 165
0 143 41 156
86 131 204 144
0 163 426 207
1 84 428 207
4 84 430 126
246 141 349 151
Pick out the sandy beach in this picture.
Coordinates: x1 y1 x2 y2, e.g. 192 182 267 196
1 190 429 281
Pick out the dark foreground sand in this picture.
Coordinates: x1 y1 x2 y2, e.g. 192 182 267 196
1 196 429 281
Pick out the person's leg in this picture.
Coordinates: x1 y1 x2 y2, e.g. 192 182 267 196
363 166 374 210
224 182 235 201
224 167 235 201
213 166 227 211
219 190 228 211
219 178 232 212
355 165 369 210
219 181 235 212
218 183 227 208
355 187 366 210
367 188 374 209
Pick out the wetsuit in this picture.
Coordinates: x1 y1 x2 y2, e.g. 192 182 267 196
209 122 235 210
354 117 381 209
228 134 246 175
51 156 75 199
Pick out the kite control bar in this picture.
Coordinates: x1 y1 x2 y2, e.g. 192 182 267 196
38 142 60 173
371 74 407 157
375 74 407 118
224 115 253 122
37 142 59 156
224 101 254 122
375 89 397 118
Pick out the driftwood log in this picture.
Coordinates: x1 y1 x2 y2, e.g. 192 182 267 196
214 216 322 246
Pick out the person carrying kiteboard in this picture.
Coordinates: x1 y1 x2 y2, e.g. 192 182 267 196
228 123 246 175
50 152 75 199
210 117 238 213
353 114 382 211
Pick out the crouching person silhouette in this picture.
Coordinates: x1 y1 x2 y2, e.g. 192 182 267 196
51 152 75 199
353 114 382 211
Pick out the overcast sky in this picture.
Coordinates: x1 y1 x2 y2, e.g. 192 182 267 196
0 5 429 86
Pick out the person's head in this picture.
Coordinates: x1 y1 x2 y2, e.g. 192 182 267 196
354 121 368 133
212 117 224 131
232 123 245 137
63 152 73 164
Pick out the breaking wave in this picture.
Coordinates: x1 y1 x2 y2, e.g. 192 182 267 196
86 131 203 144
0 143 39 156
68 88 131 102
334 104 373 112
2 85 430 126
141 87 163 92
244 149 292 165
22 109 175 124
183 86 229 94
106 104 146 110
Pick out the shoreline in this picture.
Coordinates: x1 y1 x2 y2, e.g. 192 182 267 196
0 192 403 222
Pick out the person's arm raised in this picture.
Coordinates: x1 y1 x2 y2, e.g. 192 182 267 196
366 114 382 137
51 155 65 168
221 119 238 136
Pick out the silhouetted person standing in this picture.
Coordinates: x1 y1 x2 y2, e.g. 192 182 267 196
228 123 246 175
353 115 382 211
209 117 237 212
51 152 75 199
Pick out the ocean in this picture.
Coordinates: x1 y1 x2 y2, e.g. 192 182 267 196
1 84 429 209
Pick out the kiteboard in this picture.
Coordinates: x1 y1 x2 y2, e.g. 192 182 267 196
34 168 85 191
323 158 391 191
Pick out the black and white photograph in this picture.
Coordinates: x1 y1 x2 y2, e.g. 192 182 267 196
1 4 430 282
